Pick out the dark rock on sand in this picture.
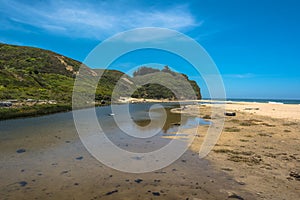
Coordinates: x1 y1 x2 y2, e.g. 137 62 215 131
228 192 244 200
105 190 118 196
76 156 83 160
225 112 236 116
60 170 69 175
19 181 28 187
290 171 300 181
152 192 160 196
135 179 143 183
16 149 26 153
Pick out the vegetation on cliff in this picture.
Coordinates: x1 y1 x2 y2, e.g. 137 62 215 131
0 43 201 119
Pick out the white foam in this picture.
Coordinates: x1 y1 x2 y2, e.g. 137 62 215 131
268 101 284 105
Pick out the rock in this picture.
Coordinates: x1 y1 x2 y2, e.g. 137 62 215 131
237 181 246 186
152 192 160 196
290 171 300 181
19 181 28 187
244 108 259 110
228 192 244 200
134 179 143 183
221 168 233 172
16 149 26 153
60 170 69 175
76 156 83 160
225 112 236 116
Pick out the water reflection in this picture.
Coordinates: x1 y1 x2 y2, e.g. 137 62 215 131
97 103 208 153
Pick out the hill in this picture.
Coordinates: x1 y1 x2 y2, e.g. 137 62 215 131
0 43 201 119
0 43 125 102
130 66 201 100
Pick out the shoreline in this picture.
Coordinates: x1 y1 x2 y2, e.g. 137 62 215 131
0 98 189 121
0 104 72 121
170 102 300 199
1 98 300 121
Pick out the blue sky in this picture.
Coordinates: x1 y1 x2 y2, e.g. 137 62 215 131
0 0 299 99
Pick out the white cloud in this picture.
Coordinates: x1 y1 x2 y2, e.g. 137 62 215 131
0 0 200 40
110 28 193 43
224 73 256 79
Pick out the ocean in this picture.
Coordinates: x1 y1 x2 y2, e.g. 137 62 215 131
202 98 300 105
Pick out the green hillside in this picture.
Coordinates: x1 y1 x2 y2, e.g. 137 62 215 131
131 66 201 100
0 43 201 119
0 43 124 102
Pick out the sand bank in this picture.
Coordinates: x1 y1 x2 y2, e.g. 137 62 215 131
171 102 300 199
222 101 300 121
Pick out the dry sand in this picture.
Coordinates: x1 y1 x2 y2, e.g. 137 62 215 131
224 101 300 120
170 101 300 199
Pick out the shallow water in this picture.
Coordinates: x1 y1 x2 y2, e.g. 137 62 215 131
0 103 255 200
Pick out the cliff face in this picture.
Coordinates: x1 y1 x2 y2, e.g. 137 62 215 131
0 43 201 102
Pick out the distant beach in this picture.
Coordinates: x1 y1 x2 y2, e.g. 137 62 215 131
202 98 300 105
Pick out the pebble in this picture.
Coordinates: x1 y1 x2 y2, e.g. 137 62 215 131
135 179 143 183
221 167 233 172
152 192 160 196
228 192 244 200
290 171 300 181
19 181 28 187
16 149 26 153
237 181 246 186
76 156 83 160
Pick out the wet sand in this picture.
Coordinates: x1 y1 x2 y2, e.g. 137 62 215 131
171 102 300 199
0 105 255 200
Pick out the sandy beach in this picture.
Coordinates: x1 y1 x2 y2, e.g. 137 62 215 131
170 101 300 199
1 101 299 200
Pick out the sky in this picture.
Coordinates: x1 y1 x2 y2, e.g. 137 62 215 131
0 0 299 99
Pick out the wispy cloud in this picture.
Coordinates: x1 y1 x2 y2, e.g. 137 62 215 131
0 0 200 40
109 27 199 43
223 73 256 79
